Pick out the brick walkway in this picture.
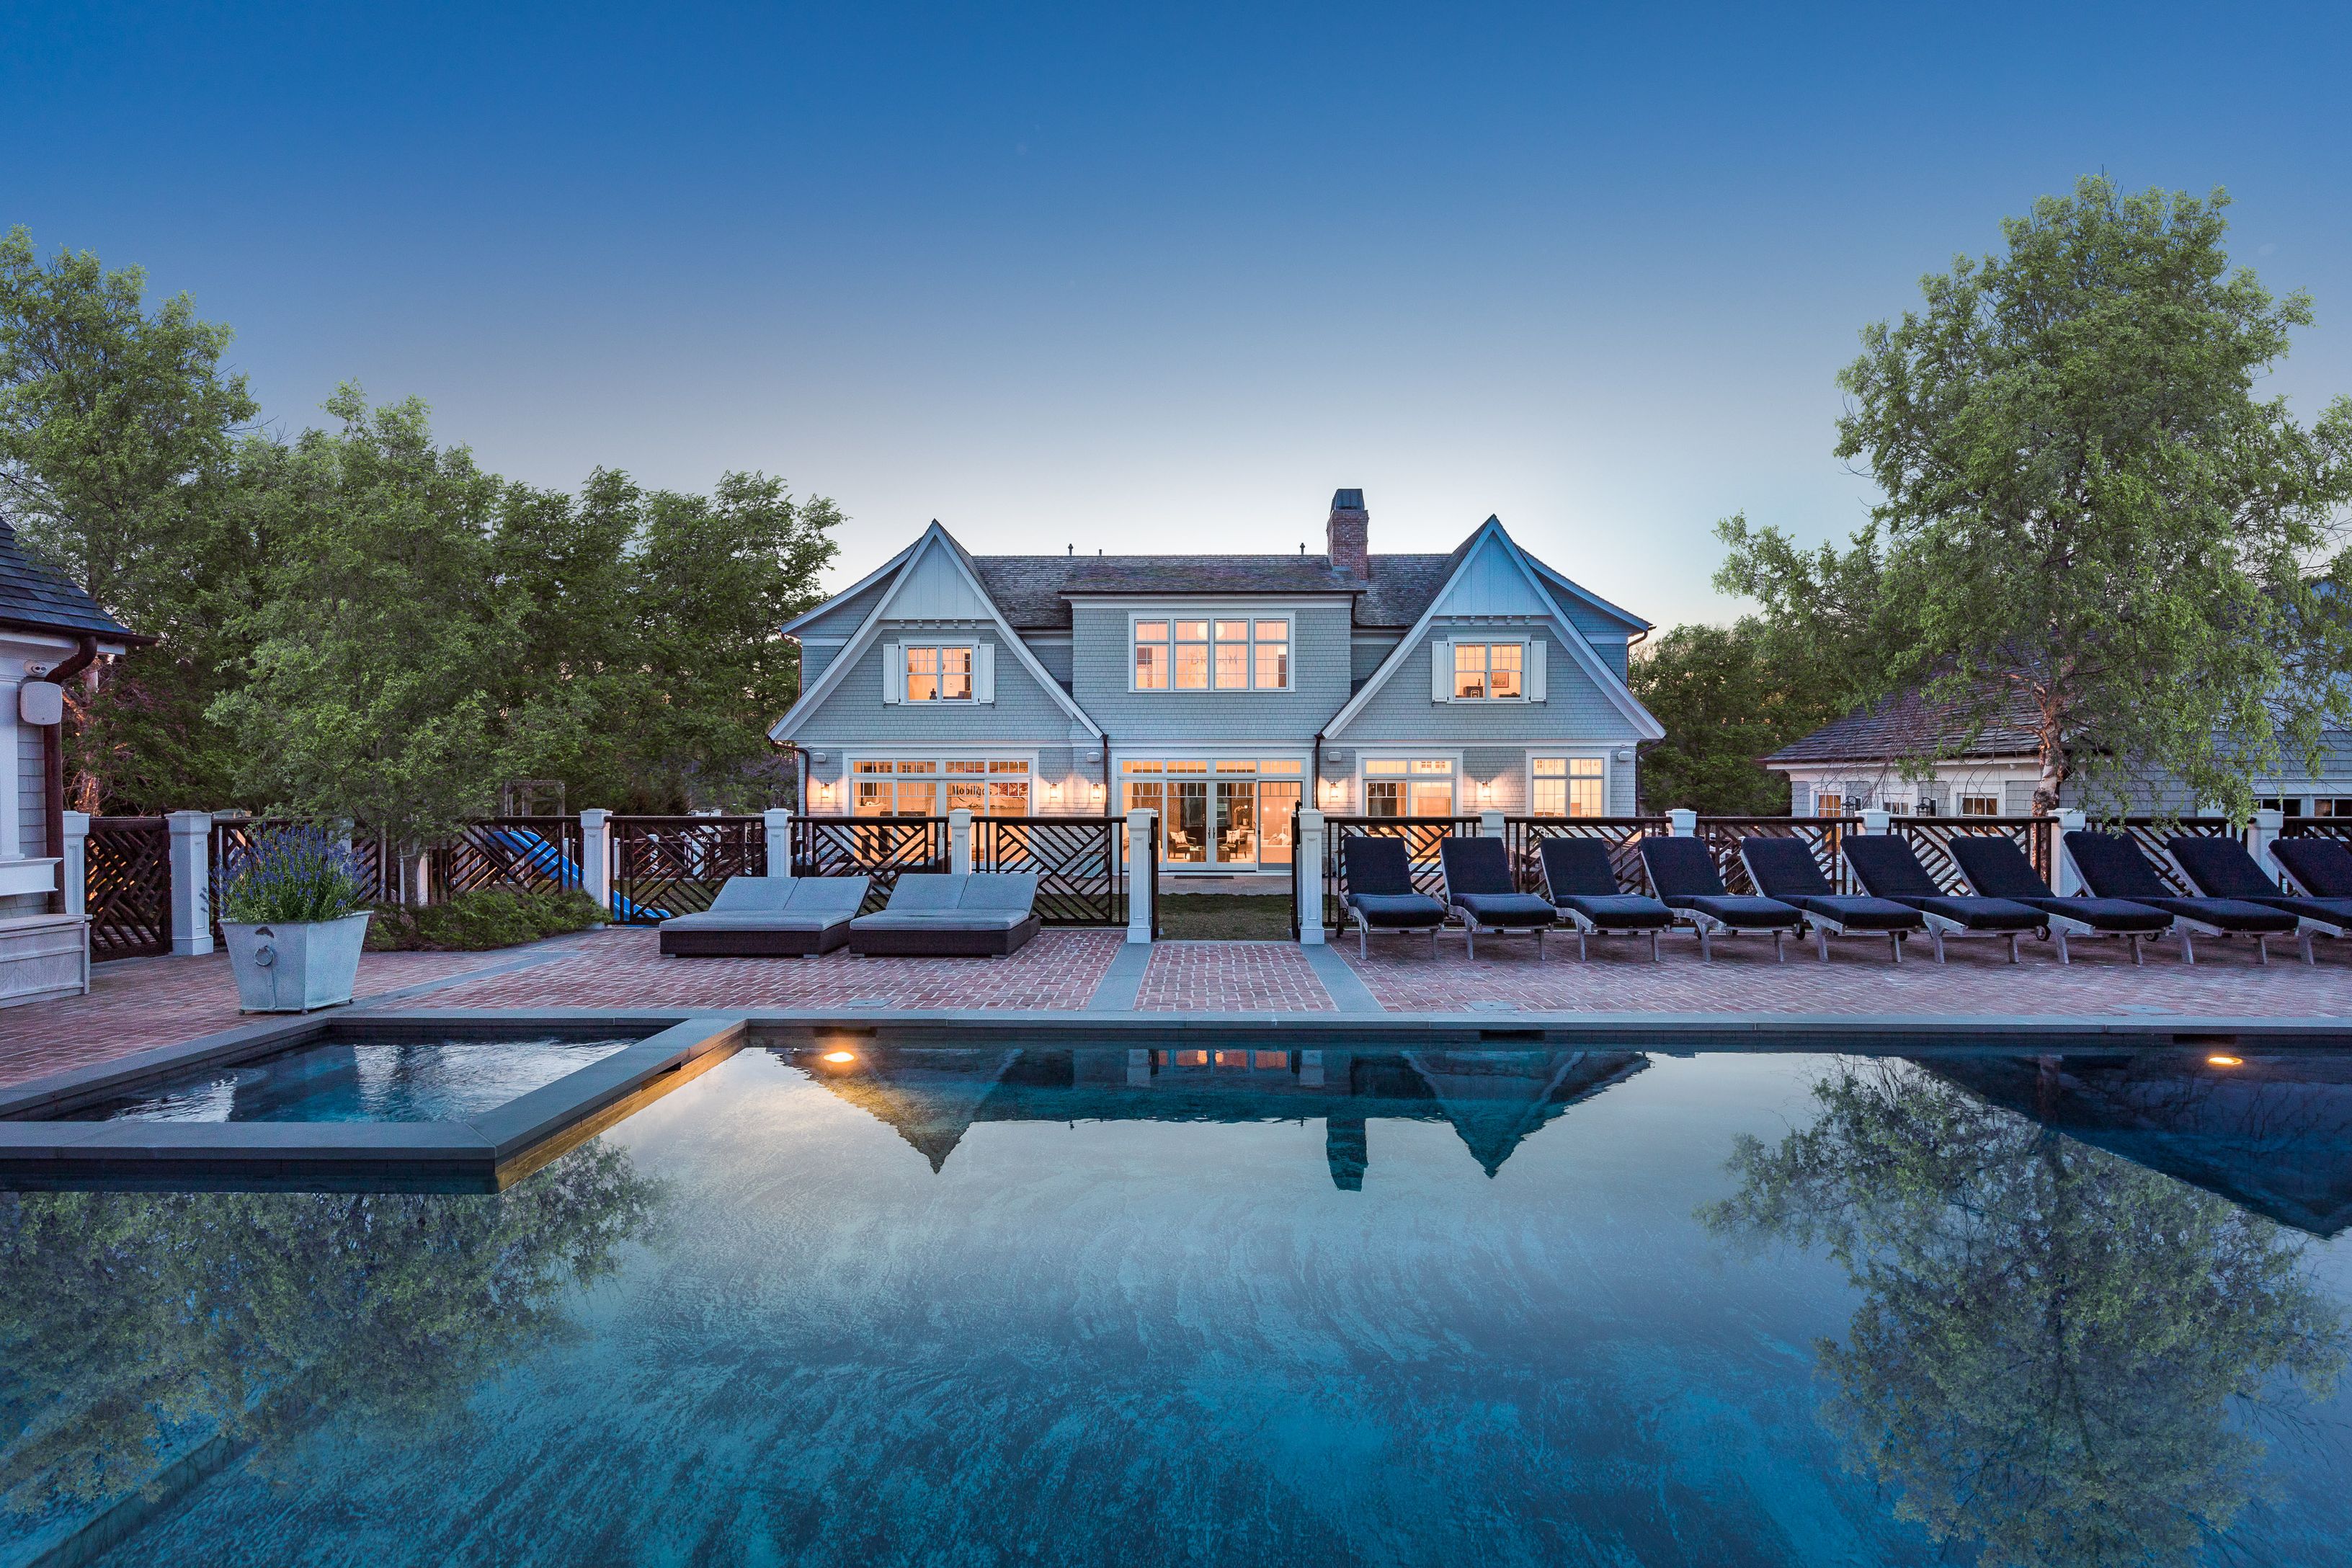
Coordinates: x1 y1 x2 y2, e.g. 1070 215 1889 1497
3 925 2346 1093
1135 942 1334 1012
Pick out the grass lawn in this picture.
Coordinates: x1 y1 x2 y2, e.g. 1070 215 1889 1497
1154 893 1296 941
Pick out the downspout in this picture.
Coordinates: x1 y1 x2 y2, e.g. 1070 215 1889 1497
1100 736 1111 817
41 635 100 914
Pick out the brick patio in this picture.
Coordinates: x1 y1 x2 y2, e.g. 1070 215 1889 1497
1 925 2346 1092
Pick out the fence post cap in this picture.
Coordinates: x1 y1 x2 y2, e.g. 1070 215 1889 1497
61 809 89 834
579 807 611 825
2055 808 2087 830
1860 808 1892 834
166 809 213 832
1667 808 1697 836
2253 807 2284 830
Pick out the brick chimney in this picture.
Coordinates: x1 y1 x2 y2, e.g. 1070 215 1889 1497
1326 488 1369 579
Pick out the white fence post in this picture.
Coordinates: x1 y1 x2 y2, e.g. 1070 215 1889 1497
61 811 89 917
1860 808 1892 835
764 806 793 878
1296 808 1327 945
1478 809 1506 839
2054 808 2088 896
2250 807 2284 881
1125 808 1156 944
579 808 612 917
1668 808 1697 837
166 811 213 956
948 808 974 876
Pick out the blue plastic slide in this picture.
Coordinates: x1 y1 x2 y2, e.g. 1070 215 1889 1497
481 827 672 923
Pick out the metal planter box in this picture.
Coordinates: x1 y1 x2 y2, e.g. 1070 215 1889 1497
221 912 373 1012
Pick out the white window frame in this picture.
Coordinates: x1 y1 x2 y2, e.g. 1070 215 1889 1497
1128 612 1292 693
1353 750 1464 819
838 750 1039 816
1449 640 1525 702
900 643 978 703
1526 752 1611 817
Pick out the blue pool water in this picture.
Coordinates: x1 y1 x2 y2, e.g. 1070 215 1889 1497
5 1041 2352 1566
60 1035 638 1123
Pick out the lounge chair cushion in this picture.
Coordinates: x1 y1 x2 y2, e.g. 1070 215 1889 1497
704 876 796 914
1894 894 2046 931
1778 894 1925 930
659 911 851 932
959 873 1043 911
1537 838 1626 900
1674 894 1805 929
1341 836 1420 899
1839 834 1945 899
1348 892 1448 929
2167 836 2282 899
1948 837 2058 900
1438 836 1517 897
2067 832 2299 932
2016 896 2177 932
879 874 966 912
1451 891 1557 928
1554 893 1675 930
852 909 1033 932
785 878 870 917
2273 837 2352 899
1639 837 1736 899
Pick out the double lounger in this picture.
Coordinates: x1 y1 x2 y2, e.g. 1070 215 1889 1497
1740 836 1925 963
2063 830 2298 966
1438 837 1559 961
2168 835 2348 963
1536 838 1672 961
1840 834 2044 963
1638 837 1804 962
1947 836 2173 964
658 875 870 957
847 873 1043 958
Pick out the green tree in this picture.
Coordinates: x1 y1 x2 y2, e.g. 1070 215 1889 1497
0 227 263 809
210 386 520 842
1629 618 1845 812
0 1142 662 1516
1704 1060 2346 1568
1718 178 2352 819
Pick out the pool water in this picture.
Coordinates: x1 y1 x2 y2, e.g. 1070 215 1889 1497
61 1035 638 1123
5 1041 2352 1567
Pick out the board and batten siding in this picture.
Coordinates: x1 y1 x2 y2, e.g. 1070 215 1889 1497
1069 600 1352 745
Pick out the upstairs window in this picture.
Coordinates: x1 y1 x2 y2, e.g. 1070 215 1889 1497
904 645 974 702
1451 642 1523 700
1134 616 1290 691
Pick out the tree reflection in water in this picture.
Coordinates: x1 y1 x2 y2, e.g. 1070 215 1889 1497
0 1144 663 1518
1704 1059 2348 1568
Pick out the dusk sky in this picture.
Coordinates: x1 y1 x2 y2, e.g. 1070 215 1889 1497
9 2 2350 627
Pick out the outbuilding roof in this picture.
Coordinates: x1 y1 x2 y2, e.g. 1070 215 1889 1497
1764 685 2043 767
0 522 141 642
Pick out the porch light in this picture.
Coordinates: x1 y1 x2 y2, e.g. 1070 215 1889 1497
2207 1054 2243 1067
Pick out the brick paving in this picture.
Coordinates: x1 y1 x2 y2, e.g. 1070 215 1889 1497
0 937 602 1090
1335 926 2352 1017
1135 942 1335 1012
423 927 1124 1013
4 922 2348 1094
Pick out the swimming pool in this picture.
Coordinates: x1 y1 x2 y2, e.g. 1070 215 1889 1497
61 1035 640 1123
4 1038 2350 1566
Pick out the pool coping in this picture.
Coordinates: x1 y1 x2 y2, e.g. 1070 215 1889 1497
0 1012 744 1186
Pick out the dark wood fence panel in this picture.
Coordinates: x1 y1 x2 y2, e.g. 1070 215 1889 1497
1889 817 2054 891
971 816 1131 925
609 816 767 925
2280 819 2352 844
788 817 948 914
2100 816 2240 896
84 816 171 960
1696 816 1861 894
441 818 584 898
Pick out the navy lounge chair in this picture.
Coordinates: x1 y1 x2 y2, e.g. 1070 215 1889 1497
1840 835 2044 964
1636 836 1804 962
2062 831 2298 966
658 874 870 957
2273 836 2352 901
1340 836 1450 958
1947 836 2173 965
2168 836 2343 963
847 873 1043 957
1536 838 1672 961
1438 836 1558 961
1740 836 1924 964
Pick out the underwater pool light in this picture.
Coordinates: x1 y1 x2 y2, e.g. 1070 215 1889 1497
2207 1054 2243 1067
821 1050 859 1065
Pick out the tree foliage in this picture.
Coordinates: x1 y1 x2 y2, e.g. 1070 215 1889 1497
1704 1060 2346 1567
1718 178 2352 818
1629 618 1845 812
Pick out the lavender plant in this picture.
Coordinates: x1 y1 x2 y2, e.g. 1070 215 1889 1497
216 826 369 925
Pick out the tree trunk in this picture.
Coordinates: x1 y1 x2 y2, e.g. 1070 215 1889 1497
2032 685 2069 816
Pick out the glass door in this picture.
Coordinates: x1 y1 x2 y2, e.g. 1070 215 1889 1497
1216 779 1257 865
1257 781 1299 865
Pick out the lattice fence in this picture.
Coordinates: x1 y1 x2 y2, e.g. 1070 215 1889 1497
1696 816 1861 894
789 817 949 914
1505 817 1668 896
1890 817 2054 892
441 819 584 898
84 816 171 959
609 816 767 925
971 816 1135 925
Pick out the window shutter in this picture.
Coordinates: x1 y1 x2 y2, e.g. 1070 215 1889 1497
1525 639 1546 703
882 643 902 704
1431 640 1451 703
974 643 995 704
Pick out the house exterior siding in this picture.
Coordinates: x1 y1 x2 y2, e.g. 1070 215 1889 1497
1338 624 1644 744
1068 598 1354 743
793 627 1079 745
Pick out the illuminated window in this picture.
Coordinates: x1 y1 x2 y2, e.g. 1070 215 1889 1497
1531 757 1605 816
1959 795 2000 817
1133 615 1289 691
1365 757 1455 817
903 645 974 702
848 758 1027 815
1451 643 1523 700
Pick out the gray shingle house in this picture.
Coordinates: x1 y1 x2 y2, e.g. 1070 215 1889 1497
769 491 1662 875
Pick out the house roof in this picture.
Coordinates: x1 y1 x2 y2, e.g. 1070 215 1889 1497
1764 685 2043 767
0 522 142 643
966 538 1618 634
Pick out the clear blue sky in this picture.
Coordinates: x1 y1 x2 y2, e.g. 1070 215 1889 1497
9 1 2350 625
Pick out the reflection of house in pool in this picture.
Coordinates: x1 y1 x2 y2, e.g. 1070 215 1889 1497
785 1046 1647 1188
1926 1053 2352 1237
